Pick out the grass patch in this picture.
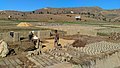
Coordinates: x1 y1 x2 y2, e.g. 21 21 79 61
0 19 39 23
0 25 50 32
97 32 109 36
13 20 39 22
59 21 110 26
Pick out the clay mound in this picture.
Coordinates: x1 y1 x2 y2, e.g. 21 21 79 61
17 22 33 27
72 39 86 47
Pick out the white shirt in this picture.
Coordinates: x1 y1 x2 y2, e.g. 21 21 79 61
33 36 38 39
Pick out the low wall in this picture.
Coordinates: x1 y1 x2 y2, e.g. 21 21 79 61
0 32 20 42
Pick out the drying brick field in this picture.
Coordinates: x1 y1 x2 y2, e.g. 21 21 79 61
0 20 120 68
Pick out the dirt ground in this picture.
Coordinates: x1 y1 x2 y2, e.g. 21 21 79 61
63 35 106 47
42 38 75 51
36 24 106 36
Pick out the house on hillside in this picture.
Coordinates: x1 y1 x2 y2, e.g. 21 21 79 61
70 11 74 14
75 15 81 21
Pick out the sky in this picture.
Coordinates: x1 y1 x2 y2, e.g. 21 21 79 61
0 0 120 11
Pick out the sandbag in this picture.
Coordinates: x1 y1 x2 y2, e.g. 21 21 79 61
0 40 9 57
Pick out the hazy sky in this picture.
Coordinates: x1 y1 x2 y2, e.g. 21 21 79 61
0 0 120 11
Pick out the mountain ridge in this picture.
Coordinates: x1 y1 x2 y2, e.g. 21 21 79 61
0 6 120 22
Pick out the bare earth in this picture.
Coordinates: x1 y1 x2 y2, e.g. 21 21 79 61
42 38 75 51
36 24 106 36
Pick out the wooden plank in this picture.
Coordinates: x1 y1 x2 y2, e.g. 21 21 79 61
27 57 40 65
15 65 22 68
8 59 18 66
35 65 44 68
14 58 23 65
33 56 45 67
37 55 51 66
41 55 55 65
4 59 15 68
42 56 56 64
52 59 60 63
45 53 61 63
0 60 6 65
32 56 45 67
6 66 9 68
0 65 9 68
8 65 15 68
27 56 44 68
4 59 11 65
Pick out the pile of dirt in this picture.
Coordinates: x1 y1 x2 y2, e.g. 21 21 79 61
17 22 33 27
72 39 87 47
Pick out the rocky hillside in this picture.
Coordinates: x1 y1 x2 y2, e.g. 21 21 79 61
34 7 102 14
0 7 120 22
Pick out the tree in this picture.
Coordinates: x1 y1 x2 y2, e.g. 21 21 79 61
32 11 35 14
39 12 43 14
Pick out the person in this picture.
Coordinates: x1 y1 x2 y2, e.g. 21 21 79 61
10 31 14 38
50 32 53 37
32 35 39 45
54 30 59 48
28 31 34 41
32 35 42 54
36 38 42 54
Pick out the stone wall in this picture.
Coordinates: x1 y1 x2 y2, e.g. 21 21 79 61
0 32 20 42
37 30 51 40
0 30 51 42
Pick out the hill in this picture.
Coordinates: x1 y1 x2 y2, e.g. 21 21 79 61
0 7 120 22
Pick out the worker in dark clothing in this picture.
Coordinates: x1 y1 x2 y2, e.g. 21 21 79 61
29 31 34 41
54 30 59 48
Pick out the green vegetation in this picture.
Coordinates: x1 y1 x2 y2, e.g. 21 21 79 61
97 32 110 36
0 27 49 32
13 20 39 22
61 21 110 25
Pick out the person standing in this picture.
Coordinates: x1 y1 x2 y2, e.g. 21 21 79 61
28 31 34 41
54 30 59 48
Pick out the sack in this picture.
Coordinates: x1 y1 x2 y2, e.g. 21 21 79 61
0 41 9 57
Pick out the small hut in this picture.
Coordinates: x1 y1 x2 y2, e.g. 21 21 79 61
75 16 81 21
